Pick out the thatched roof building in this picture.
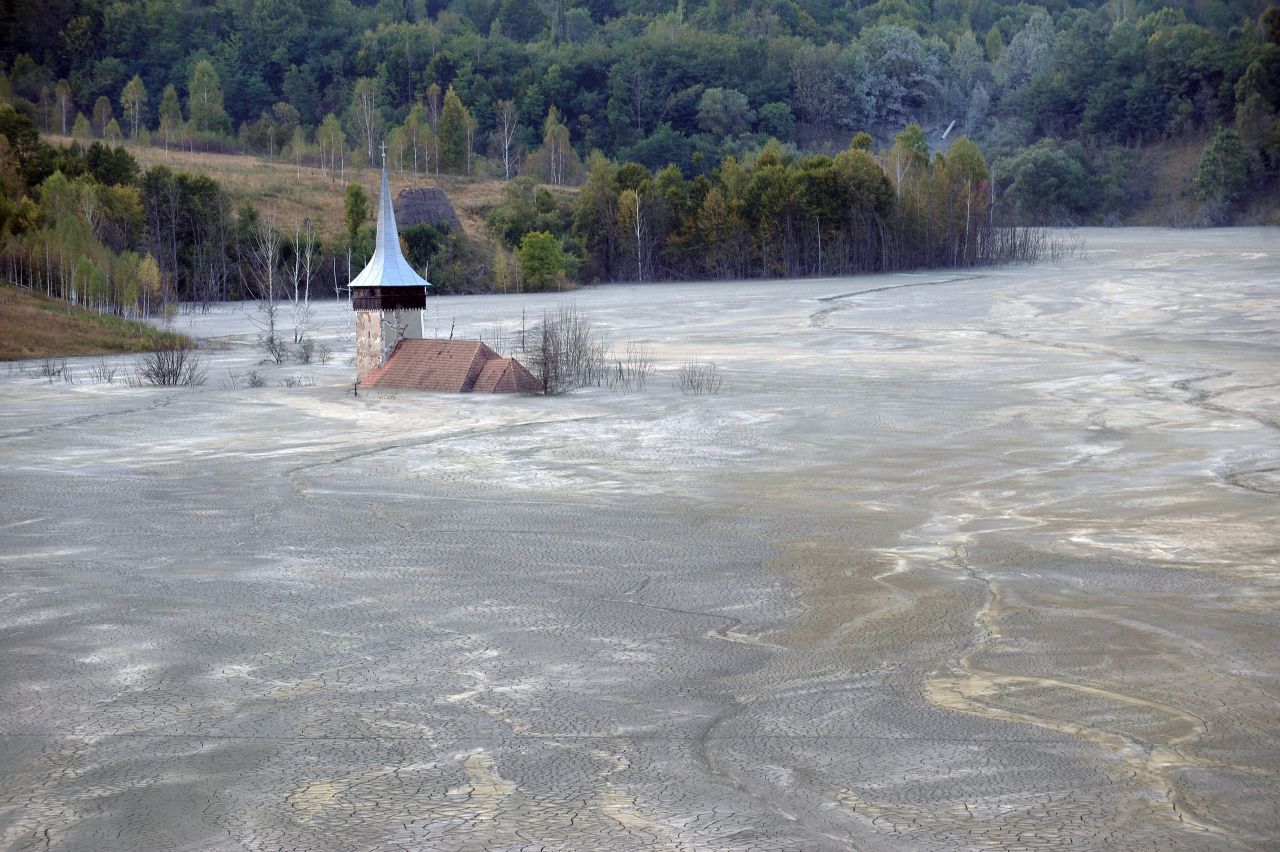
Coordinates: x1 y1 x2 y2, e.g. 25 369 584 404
394 187 462 232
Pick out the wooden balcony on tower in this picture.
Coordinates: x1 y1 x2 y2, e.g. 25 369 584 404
351 286 427 312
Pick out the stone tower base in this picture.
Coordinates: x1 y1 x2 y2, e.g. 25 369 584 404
355 309 424 385
355 310 384 385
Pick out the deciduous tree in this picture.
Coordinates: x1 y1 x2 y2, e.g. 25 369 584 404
349 77 383 163
517 230 564 291
438 86 471 173
697 88 754 138
344 182 370 244
120 75 147 140
158 84 182 151
187 60 230 135
494 99 519 179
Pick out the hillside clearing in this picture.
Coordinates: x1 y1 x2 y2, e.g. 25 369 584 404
44 135 578 244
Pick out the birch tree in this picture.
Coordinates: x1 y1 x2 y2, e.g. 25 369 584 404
92 97 114 136
289 219 317 343
318 114 346 179
424 83 443 178
159 84 182 152
137 253 161 316
187 60 229 134
55 80 73 135
403 104 428 183
349 77 382 163
542 106 571 186
250 217 285 362
616 188 650 282
495 99 519 179
120 75 147 140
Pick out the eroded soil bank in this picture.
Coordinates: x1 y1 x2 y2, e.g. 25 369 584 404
1 228 1277 850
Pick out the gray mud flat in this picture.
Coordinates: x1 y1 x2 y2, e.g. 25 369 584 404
1 228 1277 850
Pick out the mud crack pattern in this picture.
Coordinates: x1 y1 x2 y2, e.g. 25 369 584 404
1 228 1277 850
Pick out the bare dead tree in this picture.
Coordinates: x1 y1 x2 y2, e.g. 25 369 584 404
289 219 317 344
481 321 509 354
520 304 607 395
249 217 287 364
383 312 410 363
136 348 207 386
606 341 655 392
676 359 723 395
88 359 118 384
36 359 73 384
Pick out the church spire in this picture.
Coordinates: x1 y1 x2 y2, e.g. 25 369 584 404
349 143 430 290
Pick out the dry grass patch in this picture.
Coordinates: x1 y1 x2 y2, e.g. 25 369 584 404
46 135 578 243
0 285 190 361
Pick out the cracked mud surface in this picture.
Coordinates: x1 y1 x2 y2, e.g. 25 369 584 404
1 227 1277 850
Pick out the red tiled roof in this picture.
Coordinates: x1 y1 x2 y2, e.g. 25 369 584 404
473 357 542 394
362 338 539 394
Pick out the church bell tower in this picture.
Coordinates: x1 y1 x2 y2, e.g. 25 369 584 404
350 145 430 384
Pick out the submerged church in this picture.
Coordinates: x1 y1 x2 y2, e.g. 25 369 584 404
351 151 539 394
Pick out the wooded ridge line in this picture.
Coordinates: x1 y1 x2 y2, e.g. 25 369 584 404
1 2 1276 310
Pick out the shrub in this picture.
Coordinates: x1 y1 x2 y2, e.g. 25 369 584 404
606 342 655 392
36 359 73 383
520 304 606 394
676 360 723 396
88 360 118 384
136 348 206 386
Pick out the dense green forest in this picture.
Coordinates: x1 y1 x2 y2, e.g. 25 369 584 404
4 1 1278 211
1 0 1277 305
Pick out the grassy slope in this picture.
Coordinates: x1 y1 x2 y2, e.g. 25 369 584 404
45 135 578 244
0 285 190 360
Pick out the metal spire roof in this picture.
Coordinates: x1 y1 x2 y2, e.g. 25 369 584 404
349 144 430 290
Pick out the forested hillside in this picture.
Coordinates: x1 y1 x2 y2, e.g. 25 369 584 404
4 0 1277 216
0 0 1277 308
